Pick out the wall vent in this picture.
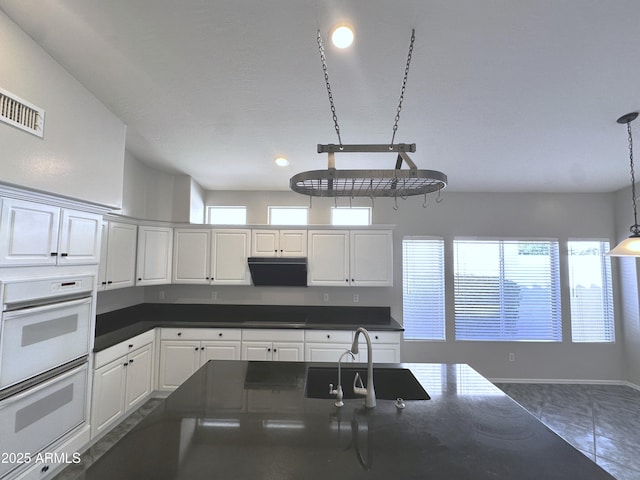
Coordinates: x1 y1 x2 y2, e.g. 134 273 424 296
0 87 45 138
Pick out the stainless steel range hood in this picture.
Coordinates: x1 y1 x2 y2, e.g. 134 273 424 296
247 257 308 287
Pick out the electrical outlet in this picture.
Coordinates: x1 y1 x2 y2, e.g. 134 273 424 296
323 293 329 302
212 291 218 300
508 352 515 362
159 290 165 300
353 294 359 303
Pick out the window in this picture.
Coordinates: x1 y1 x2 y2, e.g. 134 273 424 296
453 239 561 341
268 206 308 225
402 237 445 340
568 240 614 343
331 207 371 226
207 206 247 225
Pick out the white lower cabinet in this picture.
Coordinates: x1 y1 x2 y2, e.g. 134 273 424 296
355 331 401 363
241 329 304 362
304 330 354 362
91 330 154 438
158 328 242 391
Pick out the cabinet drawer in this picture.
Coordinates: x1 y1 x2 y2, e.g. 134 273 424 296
160 327 242 341
304 330 353 343
366 331 401 344
94 329 155 369
241 329 305 342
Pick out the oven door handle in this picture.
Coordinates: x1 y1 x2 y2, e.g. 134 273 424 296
3 294 92 313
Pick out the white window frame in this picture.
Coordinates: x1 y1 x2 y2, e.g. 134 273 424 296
206 206 247 225
402 236 446 341
268 206 309 225
567 239 614 343
453 238 562 342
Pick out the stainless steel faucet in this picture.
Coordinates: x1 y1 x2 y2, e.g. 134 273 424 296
330 350 355 407
350 327 376 408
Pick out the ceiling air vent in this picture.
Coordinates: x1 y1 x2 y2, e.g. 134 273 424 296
0 87 44 138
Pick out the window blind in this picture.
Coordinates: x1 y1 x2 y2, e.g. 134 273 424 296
402 237 445 340
568 241 614 343
454 239 561 341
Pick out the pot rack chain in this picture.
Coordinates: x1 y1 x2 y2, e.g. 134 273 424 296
625 118 640 235
390 29 415 146
317 30 342 146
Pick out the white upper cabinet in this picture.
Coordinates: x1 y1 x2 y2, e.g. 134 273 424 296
0 197 101 266
173 228 251 285
173 229 210 284
349 230 393 287
211 229 251 285
136 226 173 286
307 230 350 286
251 229 307 257
307 229 393 287
99 221 137 290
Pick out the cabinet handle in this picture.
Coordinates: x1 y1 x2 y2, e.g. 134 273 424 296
273 348 277 352
200 347 205 350
195 347 199 351
129 344 133 348
41 466 49 473
101 281 107 285
60 252 68 257
177 332 182 336
375 335 379 340
129 359 134 364
218 333 223 337
345 279 349 283
267 348 271 352
351 278 354 282
138 278 142 281
123 362 128 367
326 334 330 339
107 281 113 284
50 252 57 257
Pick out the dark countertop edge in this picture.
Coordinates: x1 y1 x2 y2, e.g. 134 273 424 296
93 304 403 353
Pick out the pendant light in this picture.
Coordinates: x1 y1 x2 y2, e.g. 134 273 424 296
608 112 640 256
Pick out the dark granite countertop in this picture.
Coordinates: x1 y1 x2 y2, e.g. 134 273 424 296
94 304 403 352
78 361 614 480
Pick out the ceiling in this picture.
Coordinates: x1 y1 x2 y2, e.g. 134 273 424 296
1 0 639 193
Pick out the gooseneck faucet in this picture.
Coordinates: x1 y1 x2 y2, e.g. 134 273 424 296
350 327 376 408
330 350 355 407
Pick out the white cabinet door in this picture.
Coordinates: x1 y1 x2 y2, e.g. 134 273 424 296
201 341 242 361
57 209 102 265
159 341 201 390
125 344 153 410
91 359 126 437
355 331 401 363
0 198 60 266
304 343 353 362
136 226 173 286
173 229 211 284
101 222 137 289
211 229 251 285
307 230 350 286
350 230 393 286
251 230 279 257
279 230 307 257
98 221 108 289
273 342 304 362
241 341 273 361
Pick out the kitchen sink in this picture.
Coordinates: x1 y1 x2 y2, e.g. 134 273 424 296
304 366 430 401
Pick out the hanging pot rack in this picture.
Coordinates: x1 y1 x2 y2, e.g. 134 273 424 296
289 28 448 201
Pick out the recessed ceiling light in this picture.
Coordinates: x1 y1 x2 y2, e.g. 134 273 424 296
331 25 354 49
274 156 289 167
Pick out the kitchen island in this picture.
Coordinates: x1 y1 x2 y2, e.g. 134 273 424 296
75 361 614 479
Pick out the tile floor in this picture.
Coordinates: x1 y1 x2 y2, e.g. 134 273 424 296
496 383 640 480
54 385 640 479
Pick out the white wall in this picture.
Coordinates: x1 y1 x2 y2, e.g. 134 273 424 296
122 151 175 221
0 11 126 208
